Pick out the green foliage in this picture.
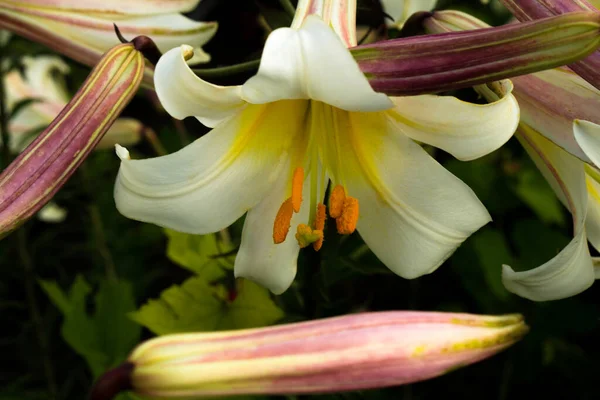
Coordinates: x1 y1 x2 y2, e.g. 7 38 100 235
132 230 284 334
131 276 284 334
38 276 141 377
512 165 566 226
164 228 235 280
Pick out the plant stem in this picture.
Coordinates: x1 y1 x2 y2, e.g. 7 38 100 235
80 165 117 281
142 127 167 156
193 59 260 79
0 43 11 169
173 119 191 146
17 227 58 398
1 45 57 398
278 0 296 18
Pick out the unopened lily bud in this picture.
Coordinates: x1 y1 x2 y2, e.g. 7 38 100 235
91 312 528 399
0 40 145 236
500 0 600 90
352 12 600 96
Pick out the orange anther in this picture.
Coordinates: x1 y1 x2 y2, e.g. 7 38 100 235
273 198 294 244
313 203 326 251
291 167 304 213
328 185 346 218
295 224 323 249
336 196 359 235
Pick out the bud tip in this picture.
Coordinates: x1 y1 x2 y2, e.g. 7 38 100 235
89 362 134 400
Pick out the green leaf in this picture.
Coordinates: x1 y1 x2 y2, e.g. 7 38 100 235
512 167 566 226
511 219 570 272
470 229 513 301
130 277 284 335
38 275 141 377
452 228 514 311
94 279 142 372
37 279 71 314
164 229 235 282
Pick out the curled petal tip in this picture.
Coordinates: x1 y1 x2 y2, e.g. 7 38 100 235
181 44 195 61
115 145 131 160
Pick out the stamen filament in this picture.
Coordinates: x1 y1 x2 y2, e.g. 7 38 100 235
291 167 304 213
313 203 327 251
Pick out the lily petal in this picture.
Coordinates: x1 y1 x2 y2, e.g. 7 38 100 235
154 46 245 128
381 0 437 26
6 9 217 54
241 16 392 112
325 109 491 279
1 5 217 68
12 0 201 15
390 80 520 161
114 101 309 234
502 124 595 301
20 55 70 103
574 119 600 167
235 169 312 295
37 201 67 223
512 68 600 163
585 169 600 252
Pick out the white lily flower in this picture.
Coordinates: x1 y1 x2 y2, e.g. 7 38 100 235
114 0 520 294
381 0 437 27
0 0 217 67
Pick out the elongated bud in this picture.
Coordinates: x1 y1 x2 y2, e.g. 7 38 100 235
93 312 527 399
0 40 145 236
352 12 600 96
500 0 600 90
425 10 600 164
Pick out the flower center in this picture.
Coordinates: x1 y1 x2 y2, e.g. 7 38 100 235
272 165 359 250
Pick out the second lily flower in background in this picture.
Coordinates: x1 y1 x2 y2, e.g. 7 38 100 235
0 0 217 69
114 0 520 294
424 9 600 301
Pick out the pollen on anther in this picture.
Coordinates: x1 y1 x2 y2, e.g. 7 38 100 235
336 197 359 235
273 198 294 244
329 185 346 218
313 203 326 251
291 167 304 213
